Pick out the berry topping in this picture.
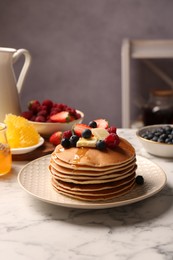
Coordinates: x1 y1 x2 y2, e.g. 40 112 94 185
51 117 121 151
88 121 97 128
73 124 91 137
49 131 62 146
82 129 92 139
107 126 117 134
94 119 109 129
96 140 106 150
61 138 71 148
135 175 144 185
63 130 72 139
69 135 79 147
104 133 120 148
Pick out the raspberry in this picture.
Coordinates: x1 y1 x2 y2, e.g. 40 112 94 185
67 107 76 115
37 110 48 117
75 113 81 119
42 99 53 109
59 103 67 111
107 126 117 134
28 100 41 113
62 130 72 139
104 133 120 148
50 108 61 116
21 111 33 120
35 115 46 122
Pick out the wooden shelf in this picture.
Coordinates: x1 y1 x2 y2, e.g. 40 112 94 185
121 39 173 127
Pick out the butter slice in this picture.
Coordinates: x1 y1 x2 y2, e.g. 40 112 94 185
91 128 109 140
76 136 97 148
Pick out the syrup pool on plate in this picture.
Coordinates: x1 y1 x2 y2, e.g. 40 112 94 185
0 123 12 176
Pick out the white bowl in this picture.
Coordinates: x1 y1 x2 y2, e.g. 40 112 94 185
11 137 44 155
29 110 84 137
136 124 173 158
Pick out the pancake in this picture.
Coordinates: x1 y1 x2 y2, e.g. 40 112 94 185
49 164 137 184
52 179 136 201
51 153 136 172
54 138 135 167
50 157 136 176
52 173 135 193
49 135 137 202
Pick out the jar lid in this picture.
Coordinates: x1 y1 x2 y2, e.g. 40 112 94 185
151 89 173 97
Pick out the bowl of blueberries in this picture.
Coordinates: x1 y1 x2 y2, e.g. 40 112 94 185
136 124 173 158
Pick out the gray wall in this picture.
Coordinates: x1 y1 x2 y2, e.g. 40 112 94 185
1 0 173 127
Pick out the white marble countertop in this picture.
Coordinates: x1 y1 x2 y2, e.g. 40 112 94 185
1 129 173 260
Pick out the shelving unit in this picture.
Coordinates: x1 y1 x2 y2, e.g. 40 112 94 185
121 39 173 128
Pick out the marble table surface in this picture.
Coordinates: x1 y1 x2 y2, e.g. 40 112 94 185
1 129 173 260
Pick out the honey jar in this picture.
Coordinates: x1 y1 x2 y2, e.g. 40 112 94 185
142 89 173 125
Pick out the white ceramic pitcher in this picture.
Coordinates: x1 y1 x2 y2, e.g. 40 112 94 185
0 47 31 121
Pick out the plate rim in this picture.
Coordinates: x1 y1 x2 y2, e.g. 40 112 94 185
11 137 44 155
17 155 167 209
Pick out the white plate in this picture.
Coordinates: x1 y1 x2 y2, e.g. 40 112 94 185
17 155 167 209
11 137 44 155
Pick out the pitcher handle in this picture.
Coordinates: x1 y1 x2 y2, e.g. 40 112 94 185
13 49 32 93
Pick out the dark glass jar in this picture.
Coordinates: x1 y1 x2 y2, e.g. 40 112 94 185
142 90 173 125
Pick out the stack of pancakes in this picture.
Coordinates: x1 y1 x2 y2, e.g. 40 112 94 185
49 137 137 202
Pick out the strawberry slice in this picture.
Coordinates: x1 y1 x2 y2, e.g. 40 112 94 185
49 131 63 146
73 124 91 137
94 119 109 129
50 111 71 123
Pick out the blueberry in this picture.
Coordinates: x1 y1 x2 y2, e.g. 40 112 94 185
69 135 79 147
158 137 165 143
147 133 154 139
135 175 144 185
82 129 92 139
154 132 160 137
88 121 97 128
158 128 164 134
141 133 147 138
165 125 172 133
142 125 173 145
61 138 71 148
168 134 173 139
96 140 106 150
160 134 167 140
152 136 158 142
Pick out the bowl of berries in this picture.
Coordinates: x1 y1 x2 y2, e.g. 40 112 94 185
21 99 84 137
136 124 173 158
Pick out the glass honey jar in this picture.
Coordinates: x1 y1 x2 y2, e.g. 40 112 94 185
142 89 173 126
0 123 12 176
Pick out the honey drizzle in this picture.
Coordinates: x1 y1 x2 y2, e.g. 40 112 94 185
56 146 89 169
72 147 89 165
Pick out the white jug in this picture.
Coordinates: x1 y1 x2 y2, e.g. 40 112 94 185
0 47 31 121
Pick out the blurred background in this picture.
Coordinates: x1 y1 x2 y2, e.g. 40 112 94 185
1 0 173 127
